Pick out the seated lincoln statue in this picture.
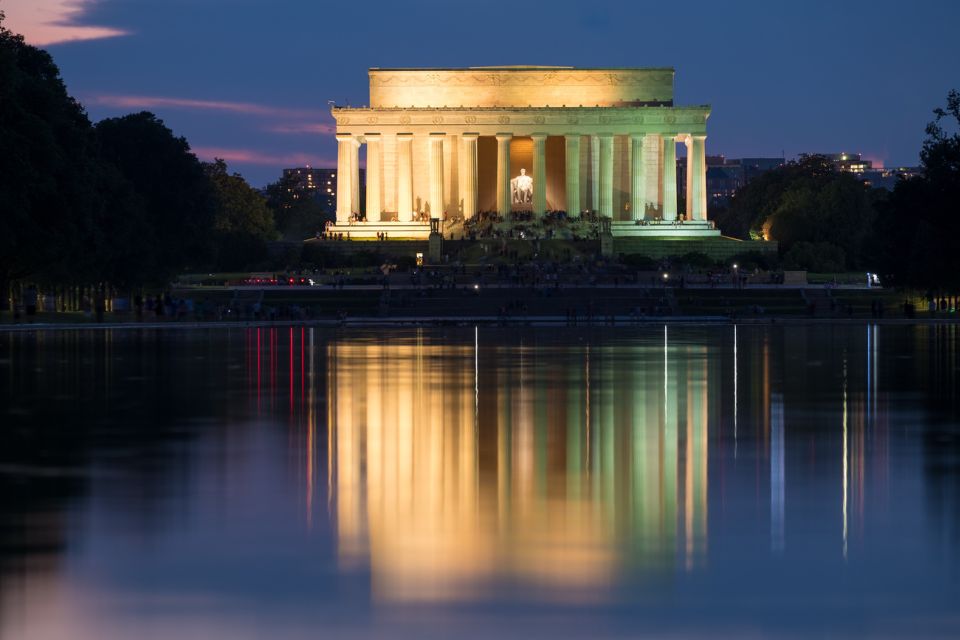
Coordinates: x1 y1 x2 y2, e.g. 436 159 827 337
511 168 533 205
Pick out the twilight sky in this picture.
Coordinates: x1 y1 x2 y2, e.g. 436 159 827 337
4 0 959 187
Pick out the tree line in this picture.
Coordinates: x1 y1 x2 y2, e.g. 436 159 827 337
712 90 960 290
3 11 959 301
0 15 333 311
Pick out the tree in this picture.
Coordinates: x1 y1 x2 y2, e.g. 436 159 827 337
95 112 216 282
0 12 102 306
203 159 276 270
265 174 332 241
869 90 960 290
718 155 878 269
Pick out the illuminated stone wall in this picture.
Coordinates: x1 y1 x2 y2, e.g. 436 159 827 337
369 67 675 109
330 66 715 235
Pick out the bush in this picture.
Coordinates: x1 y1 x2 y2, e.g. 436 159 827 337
729 250 780 272
782 241 846 272
349 251 385 268
301 241 334 268
620 254 658 270
394 255 417 271
676 252 717 270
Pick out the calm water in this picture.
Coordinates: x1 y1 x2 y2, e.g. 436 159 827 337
1 325 958 639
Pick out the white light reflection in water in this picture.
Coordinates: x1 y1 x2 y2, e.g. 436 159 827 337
842 355 849 561
771 392 784 553
733 323 738 458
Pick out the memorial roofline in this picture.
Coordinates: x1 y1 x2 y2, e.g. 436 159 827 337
369 66 675 72
331 104 710 111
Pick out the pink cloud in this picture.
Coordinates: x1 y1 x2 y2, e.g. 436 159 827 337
192 146 335 168
266 123 337 135
87 94 330 121
5 0 130 46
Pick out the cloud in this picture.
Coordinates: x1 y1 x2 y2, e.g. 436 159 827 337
4 0 130 46
87 94 331 122
192 146 335 168
265 123 337 135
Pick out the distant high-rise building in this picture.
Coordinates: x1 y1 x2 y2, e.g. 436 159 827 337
281 167 366 214
811 153 920 190
677 155 784 206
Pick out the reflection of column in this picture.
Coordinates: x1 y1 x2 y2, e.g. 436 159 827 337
335 134 353 222
496 133 512 216
684 350 709 570
662 135 677 221
663 327 679 546
630 134 646 221
590 135 600 212
690 135 707 220
459 133 478 219
532 133 547 217
599 134 614 217
429 133 444 219
365 134 382 221
564 134 581 215
396 133 413 221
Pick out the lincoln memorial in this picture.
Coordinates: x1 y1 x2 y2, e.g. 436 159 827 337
329 66 719 240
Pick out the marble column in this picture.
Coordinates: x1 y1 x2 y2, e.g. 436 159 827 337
684 137 692 220
690 135 707 220
335 134 353 223
349 137 360 217
459 133 478 219
365 134 382 221
496 133 512 216
662 135 678 221
429 134 444 219
599 134 614 218
532 133 547 217
396 133 413 222
564 134 581 215
590 135 600 212
630 134 646 221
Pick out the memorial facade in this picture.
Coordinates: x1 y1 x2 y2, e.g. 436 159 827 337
330 66 718 239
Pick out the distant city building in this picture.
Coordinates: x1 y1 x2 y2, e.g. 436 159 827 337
814 153 920 190
281 167 365 214
677 155 785 206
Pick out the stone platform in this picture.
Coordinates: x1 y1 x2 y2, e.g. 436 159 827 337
325 221 432 240
610 220 720 237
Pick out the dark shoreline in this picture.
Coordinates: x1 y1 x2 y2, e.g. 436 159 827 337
0 316 956 332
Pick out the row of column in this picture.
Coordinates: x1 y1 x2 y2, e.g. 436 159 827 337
335 132 707 223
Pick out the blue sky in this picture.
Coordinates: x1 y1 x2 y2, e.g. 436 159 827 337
4 0 959 186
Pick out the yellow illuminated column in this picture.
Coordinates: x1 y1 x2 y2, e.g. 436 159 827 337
459 133 478 219
590 135 600 212
336 134 353 223
532 133 547 217
429 134 445 219
496 133 512 216
685 136 693 220
365 134 382 221
565 134 581 215
691 135 707 221
599 134 614 218
630 134 646 221
662 135 678 221
349 136 360 216
396 133 413 222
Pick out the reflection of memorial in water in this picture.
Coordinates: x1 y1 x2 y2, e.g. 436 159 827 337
328 332 709 602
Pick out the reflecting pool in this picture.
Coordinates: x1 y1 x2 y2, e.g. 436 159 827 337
1 325 959 638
